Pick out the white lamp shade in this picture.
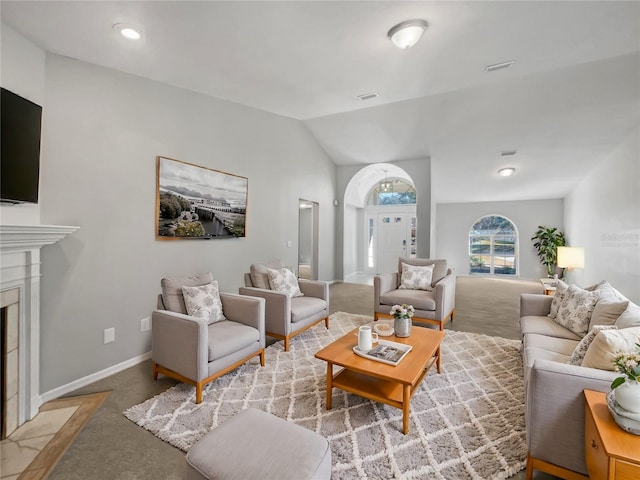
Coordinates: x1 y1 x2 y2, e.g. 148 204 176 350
557 246 584 269
388 20 427 49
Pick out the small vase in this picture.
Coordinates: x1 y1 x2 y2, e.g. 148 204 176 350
394 316 412 337
613 380 640 413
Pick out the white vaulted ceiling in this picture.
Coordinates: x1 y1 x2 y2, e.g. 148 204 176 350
2 1 639 203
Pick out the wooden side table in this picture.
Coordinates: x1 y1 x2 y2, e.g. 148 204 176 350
539 278 558 295
584 389 640 480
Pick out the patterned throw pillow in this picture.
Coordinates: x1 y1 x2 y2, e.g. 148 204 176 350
554 285 601 337
267 267 304 298
567 325 617 365
182 281 226 325
398 263 434 291
548 280 569 319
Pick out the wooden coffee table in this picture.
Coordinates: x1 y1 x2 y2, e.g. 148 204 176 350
315 325 445 434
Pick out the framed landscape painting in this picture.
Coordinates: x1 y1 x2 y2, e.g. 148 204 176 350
156 156 248 239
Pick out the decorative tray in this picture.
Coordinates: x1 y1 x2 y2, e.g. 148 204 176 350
353 339 412 366
606 391 640 436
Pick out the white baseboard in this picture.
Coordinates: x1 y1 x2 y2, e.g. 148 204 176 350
39 351 152 404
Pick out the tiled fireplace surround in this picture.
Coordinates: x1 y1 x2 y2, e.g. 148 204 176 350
0 225 78 438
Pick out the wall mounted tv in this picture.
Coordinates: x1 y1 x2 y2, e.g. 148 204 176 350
1 87 42 204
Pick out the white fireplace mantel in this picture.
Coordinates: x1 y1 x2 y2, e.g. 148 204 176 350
0 223 79 426
0 224 80 251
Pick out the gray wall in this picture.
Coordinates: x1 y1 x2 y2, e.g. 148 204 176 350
0 22 44 224
564 126 640 303
36 54 336 392
335 157 431 279
435 199 564 279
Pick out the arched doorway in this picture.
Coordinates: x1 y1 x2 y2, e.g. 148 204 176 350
343 164 417 283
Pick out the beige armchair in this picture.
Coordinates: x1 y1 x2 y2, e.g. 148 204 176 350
239 262 329 351
152 272 265 404
374 258 455 330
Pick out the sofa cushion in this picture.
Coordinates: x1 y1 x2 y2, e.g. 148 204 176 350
182 281 226 324
208 320 260 361
520 315 581 341
554 285 600 337
290 296 326 323
589 281 629 330
161 272 214 314
581 326 640 370
548 280 569 319
267 267 304 298
567 325 618 366
523 347 572 384
398 263 434 291
397 258 447 288
380 289 436 312
250 261 284 289
523 333 578 356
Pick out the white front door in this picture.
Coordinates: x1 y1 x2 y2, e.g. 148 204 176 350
376 213 408 273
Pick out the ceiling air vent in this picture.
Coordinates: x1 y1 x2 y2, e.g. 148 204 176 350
485 60 516 72
357 92 380 101
500 150 517 157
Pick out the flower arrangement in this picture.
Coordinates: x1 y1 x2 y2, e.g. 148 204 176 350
610 341 640 390
390 304 415 320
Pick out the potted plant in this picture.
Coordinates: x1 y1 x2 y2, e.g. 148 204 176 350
531 226 566 277
611 342 640 413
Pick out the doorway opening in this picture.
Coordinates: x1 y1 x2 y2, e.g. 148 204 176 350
298 199 319 280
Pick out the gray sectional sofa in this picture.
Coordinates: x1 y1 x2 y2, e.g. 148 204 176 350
519 281 640 479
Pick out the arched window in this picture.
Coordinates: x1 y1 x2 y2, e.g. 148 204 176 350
366 178 416 206
469 215 518 275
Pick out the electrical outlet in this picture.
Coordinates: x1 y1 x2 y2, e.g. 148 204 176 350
140 317 151 332
103 328 115 344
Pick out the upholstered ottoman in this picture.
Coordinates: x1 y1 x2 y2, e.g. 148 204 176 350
185 408 332 480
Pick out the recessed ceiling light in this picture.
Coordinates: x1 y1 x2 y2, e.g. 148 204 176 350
113 24 142 40
485 60 516 72
498 167 516 177
388 19 428 49
357 92 380 101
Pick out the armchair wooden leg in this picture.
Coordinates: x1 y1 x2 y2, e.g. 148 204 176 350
260 349 265 366
324 316 329 329
284 337 290 352
152 362 159 381
525 453 533 480
196 382 203 404
373 312 379 321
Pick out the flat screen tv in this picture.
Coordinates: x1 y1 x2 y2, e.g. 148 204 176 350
1 87 42 204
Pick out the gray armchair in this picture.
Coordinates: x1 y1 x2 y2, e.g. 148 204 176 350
239 263 329 351
152 273 265 404
374 258 455 330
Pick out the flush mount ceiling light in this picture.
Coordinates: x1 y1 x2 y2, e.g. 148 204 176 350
485 60 516 72
113 23 142 40
498 167 516 177
388 19 428 49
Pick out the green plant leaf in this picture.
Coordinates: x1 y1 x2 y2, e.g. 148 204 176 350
611 376 626 389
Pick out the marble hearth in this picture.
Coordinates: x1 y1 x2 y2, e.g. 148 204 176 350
0 225 78 438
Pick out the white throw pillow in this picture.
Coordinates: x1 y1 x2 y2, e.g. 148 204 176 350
581 326 640 370
398 263 434 291
182 281 226 324
588 281 629 330
548 280 569 319
267 267 304 298
567 325 617 366
554 285 600 338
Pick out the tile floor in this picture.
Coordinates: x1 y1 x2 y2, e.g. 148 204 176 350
1 406 78 479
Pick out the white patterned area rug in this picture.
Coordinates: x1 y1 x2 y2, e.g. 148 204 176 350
124 312 526 479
